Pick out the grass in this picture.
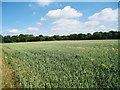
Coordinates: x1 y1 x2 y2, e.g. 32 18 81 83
2 40 119 88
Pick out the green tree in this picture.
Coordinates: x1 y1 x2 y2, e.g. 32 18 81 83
3 35 12 43
69 34 78 40
61 36 69 40
53 35 62 40
19 34 26 42
11 35 20 42
39 35 44 41
44 36 50 41
93 32 102 39
78 33 84 40
49 37 55 41
102 32 108 39
86 33 92 40
0 34 3 43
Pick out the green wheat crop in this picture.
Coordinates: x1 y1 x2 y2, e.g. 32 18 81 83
2 40 119 88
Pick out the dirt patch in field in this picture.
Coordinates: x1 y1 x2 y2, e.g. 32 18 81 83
2 52 21 88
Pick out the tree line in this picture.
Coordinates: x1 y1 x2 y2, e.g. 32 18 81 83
0 31 119 43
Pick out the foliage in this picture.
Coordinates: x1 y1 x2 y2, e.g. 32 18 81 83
1 31 120 43
0 34 3 43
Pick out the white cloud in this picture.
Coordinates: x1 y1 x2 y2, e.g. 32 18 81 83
27 27 39 31
9 29 20 34
51 19 117 35
99 25 106 29
109 29 117 31
95 25 106 30
44 6 82 19
36 22 42 25
88 8 118 22
8 27 40 35
36 0 54 7
40 17 46 21
51 19 95 34
50 7 118 35
52 19 82 31
85 21 100 26
95 25 118 32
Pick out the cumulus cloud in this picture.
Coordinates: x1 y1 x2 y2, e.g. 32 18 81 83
52 19 82 31
95 24 117 32
36 22 42 25
9 29 20 34
8 7 118 35
51 19 117 35
50 7 118 35
36 0 54 7
97 25 106 30
27 27 39 31
85 21 100 26
95 25 107 31
88 8 118 22
51 19 95 34
8 27 40 35
109 29 117 31
40 17 46 21
44 6 82 19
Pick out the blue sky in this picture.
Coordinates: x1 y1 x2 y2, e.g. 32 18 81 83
2 2 118 36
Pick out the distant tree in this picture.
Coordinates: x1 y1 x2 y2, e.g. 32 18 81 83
53 35 62 40
35 36 40 41
11 35 20 42
107 31 113 39
44 36 55 41
69 34 78 40
93 32 102 39
44 36 50 41
118 31 120 39
3 35 12 43
78 33 84 40
102 32 108 39
39 35 43 37
19 34 26 42
86 33 92 40
0 34 3 43
108 31 118 39
27 35 36 42
49 37 55 41
61 36 69 40
2 31 119 43
39 35 44 41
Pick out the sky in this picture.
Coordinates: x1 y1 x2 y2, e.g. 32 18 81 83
2 1 118 36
